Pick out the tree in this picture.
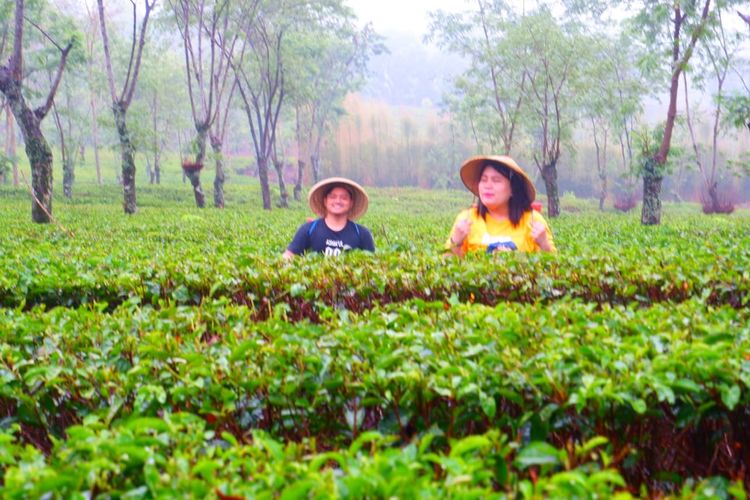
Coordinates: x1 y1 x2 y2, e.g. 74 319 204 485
581 34 647 210
289 19 381 194
683 4 747 212
42 9 87 199
427 0 526 155
510 10 584 217
231 0 284 210
582 0 746 223
97 0 155 214
0 0 74 223
82 1 105 185
129 40 190 187
636 1 714 224
168 0 237 208
50 79 85 198
724 11 749 136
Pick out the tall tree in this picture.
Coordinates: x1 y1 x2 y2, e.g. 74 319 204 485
231 0 284 210
427 0 526 155
97 0 155 214
169 0 237 208
683 4 746 212
0 0 74 223
511 10 585 217
50 83 82 198
635 1 713 224
130 34 191 187
289 19 381 192
573 0 747 223
82 1 104 185
581 34 647 210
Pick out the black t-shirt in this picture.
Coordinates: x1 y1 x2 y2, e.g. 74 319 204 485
287 219 375 256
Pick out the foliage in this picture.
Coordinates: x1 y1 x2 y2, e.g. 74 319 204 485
0 186 749 494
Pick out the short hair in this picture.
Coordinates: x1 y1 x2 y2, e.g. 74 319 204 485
323 183 354 200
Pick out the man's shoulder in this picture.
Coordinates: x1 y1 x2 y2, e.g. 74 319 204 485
351 220 369 231
304 218 324 234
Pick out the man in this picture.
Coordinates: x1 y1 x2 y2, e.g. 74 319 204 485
283 177 375 259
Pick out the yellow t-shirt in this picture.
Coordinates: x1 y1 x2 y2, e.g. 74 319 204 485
446 207 556 253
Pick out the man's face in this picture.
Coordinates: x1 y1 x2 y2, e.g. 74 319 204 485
325 187 353 217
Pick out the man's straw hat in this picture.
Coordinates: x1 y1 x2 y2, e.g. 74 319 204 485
308 177 369 220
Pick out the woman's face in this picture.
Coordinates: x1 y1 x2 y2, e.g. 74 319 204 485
324 186 353 216
478 166 512 209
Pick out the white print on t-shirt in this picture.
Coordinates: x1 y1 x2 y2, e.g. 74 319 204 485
324 239 352 256
481 234 514 246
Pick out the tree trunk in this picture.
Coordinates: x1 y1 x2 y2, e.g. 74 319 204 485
274 157 288 208
294 159 304 201
707 181 720 213
258 155 272 210
90 97 102 185
146 157 154 184
294 105 304 201
592 122 608 211
541 160 560 217
113 103 137 214
310 153 321 183
641 157 663 225
154 147 161 185
152 93 160 185
2 79 54 222
178 130 186 184
185 169 205 207
187 127 208 208
25 124 53 223
63 156 74 198
211 137 225 208
5 104 18 187
53 101 74 199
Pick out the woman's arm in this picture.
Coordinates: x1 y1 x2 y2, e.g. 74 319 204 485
445 212 472 257
530 213 556 252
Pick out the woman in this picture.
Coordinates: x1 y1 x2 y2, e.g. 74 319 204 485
447 155 555 256
283 177 375 259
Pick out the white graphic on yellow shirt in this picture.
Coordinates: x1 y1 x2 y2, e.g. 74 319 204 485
481 233 517 252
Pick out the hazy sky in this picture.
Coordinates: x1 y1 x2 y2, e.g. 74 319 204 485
346 0 465 35
346 0 537 35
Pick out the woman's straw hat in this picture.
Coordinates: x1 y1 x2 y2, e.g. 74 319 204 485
460 155 536 202
308 177 369 220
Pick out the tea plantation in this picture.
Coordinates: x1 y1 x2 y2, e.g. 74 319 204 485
1 185 749 498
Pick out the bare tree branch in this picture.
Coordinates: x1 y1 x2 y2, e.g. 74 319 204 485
23 15 64 51
120 0 138 101
170 0 200 123
34 41 73 119
96 0 118 103
122 0 156 108
656 0 712 164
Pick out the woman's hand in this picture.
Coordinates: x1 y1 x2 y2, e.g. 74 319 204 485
451 218 472 248
531 221 553 252
446 217 472 257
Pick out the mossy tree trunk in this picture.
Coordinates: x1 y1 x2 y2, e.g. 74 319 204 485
541 160 560 217
113 104 137 214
